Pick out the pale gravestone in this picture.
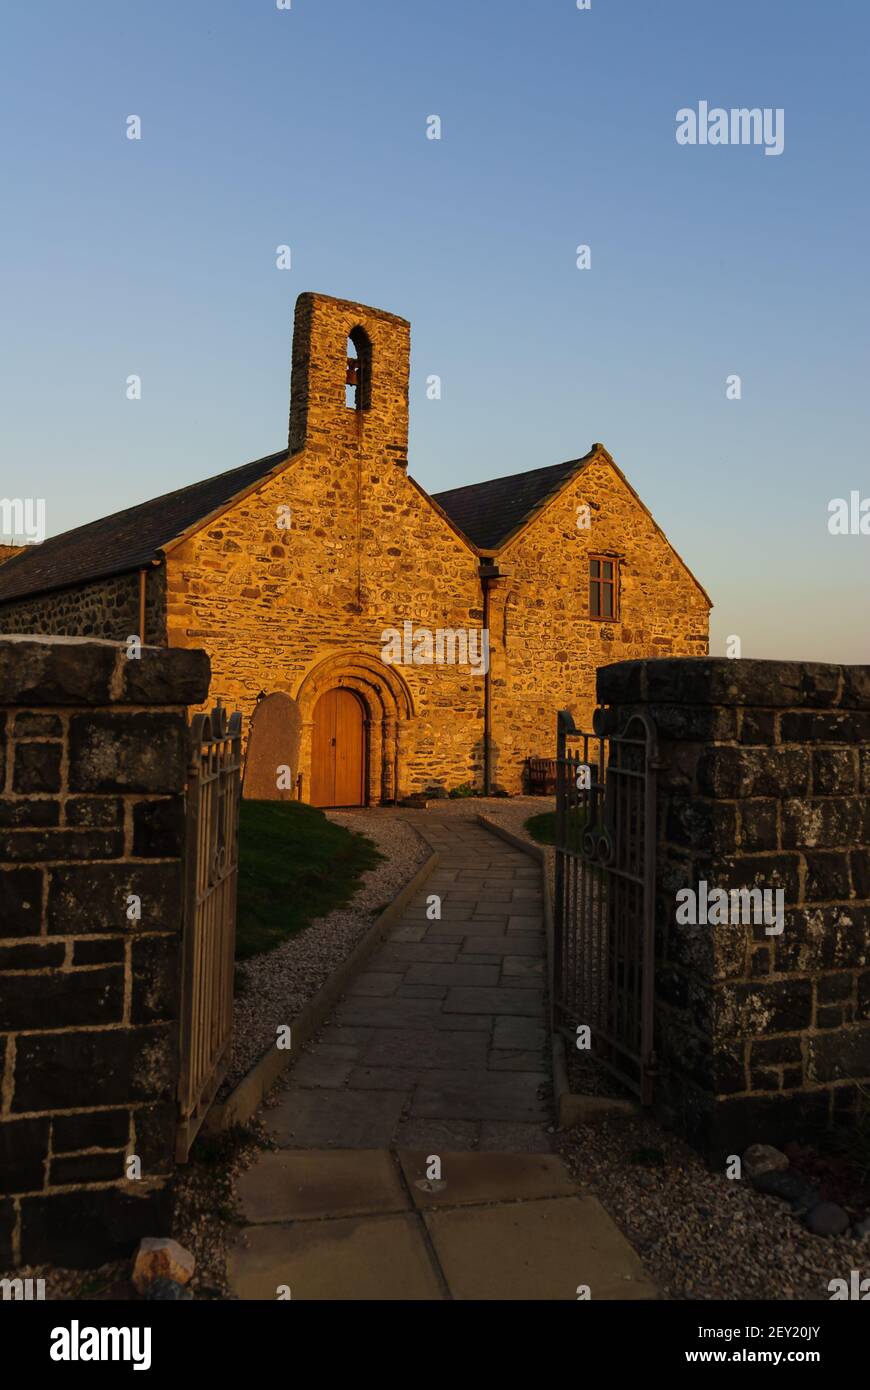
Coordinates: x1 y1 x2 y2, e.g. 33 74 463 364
242 693 303 800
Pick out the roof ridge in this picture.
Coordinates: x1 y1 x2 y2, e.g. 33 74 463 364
432 453 588 501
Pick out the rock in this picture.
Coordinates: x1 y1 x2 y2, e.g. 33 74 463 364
132 1237 195 1294
742 1144 789 1181
804 1202 850 1237
752 1167 820 1212
144 1277 194 1301
852 1216 870 1239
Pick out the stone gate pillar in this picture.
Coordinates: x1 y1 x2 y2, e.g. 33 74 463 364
597 657 870 1166
0 636 210 1268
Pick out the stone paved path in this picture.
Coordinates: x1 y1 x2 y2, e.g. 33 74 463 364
228 1149 657 1301
264 816 553 1153
227 815 657 1299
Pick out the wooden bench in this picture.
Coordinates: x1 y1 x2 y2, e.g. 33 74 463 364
526 756 557 795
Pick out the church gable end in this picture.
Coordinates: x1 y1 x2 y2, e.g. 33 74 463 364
480 449 710 785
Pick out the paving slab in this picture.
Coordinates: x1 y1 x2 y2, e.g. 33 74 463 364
404 962 500 988
424 1195 657 1300
424 920 508 937
317 1025 375 1047
228 1215 444 1301
361 1027 489 1070
334 997 444 1028
507 915 544 932
267 1087 406 1147
237 1149 408 1223
503 955 545 981
398 1150 577 1208
493 1017 546 1049
394 1118 481 1151
306 1041 361 1061
391 925 427 942
443 986 543 1016
431 1013 494 1032
412 1069 549 1122
347 1065 421 1090
372 943 459 965
488 1048 547 1071
479 1120 553 1152
289 1053 355 1088
459 935 543 957
348 971 402 996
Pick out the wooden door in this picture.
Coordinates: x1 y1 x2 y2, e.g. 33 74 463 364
310 688 366 807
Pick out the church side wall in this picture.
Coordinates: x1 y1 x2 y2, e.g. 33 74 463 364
0 569 166 646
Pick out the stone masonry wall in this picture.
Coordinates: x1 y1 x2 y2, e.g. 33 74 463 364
0 636 209 1268
597 657 870 1165
488 450 709 792
0 568 167 647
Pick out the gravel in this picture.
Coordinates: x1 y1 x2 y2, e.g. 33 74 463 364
558 1112 870 1300
221 810 428 1092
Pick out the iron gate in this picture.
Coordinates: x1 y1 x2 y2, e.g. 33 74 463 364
177 704 243 1161
553 707 658 1103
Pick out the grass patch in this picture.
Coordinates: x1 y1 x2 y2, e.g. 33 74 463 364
235 800 383 961
524 808 588 846
525 811 557 845
448 782 478 799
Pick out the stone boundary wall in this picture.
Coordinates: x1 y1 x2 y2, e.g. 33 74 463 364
0 636 209 1268
597 657 870 1165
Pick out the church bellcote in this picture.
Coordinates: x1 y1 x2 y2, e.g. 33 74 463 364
288 292 410 463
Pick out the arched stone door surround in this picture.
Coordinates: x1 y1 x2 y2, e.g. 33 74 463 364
294 649 415 805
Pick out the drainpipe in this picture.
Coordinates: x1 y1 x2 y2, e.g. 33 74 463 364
479 561 500 796
138 568 147 645
482 574 492 795
478 560 512 796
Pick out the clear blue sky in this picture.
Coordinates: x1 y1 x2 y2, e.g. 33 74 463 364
1 0 867 661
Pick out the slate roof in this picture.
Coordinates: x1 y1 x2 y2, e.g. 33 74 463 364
0 450 287 604
0 442 645 604
432 452 594 550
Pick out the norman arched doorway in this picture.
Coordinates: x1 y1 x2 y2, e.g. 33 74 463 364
295 650 415 806
310 687 367 807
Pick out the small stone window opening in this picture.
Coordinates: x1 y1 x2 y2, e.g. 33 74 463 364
589 555 619 620
345 326 372 411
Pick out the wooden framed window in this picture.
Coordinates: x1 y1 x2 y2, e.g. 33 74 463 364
589 555 619 620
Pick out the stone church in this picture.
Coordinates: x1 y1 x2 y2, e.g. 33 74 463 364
0 293 711 803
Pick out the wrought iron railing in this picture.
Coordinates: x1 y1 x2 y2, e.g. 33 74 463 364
553 707 657 1103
